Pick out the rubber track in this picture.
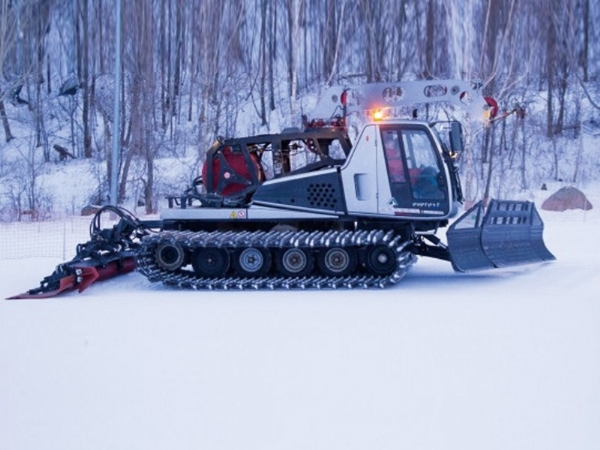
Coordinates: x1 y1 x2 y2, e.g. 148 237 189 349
135 229 416 290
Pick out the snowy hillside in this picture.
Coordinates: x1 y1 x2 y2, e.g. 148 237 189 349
1 185 599 450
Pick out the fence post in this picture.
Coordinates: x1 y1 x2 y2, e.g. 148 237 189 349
63 219 67 260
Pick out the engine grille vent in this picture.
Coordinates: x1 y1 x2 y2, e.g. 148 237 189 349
306 183 337 209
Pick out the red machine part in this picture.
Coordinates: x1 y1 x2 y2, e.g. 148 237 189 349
484 96 499 119
202 146 262 196
7 257 136 300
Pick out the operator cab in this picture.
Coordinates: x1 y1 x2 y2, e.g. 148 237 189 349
341 120 460 221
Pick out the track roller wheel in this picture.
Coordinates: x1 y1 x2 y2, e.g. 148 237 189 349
192 247 230 278
276 248 314 277
365 245 397 276
233 247 272 277
317 247 357 277
155 242 186 271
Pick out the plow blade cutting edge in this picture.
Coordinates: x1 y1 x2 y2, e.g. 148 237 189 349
446 200 555 272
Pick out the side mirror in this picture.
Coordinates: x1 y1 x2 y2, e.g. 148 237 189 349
449 121 464 155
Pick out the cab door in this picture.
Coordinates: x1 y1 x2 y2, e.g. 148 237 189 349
378 124 450 217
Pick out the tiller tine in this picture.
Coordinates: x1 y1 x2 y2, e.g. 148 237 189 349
7 274 80 300
6 256 135 300
446 199 555 272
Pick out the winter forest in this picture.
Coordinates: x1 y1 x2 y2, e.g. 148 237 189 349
0 0 599 220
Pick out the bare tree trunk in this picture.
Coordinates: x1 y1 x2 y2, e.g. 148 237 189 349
259 0 267 126
286 0 294 99
520 113 528 190
0 99 14 142
173 0 183 118
323 0 336 80
325 0 345 86
97 0 105 73
394 2 408 81
546 5 559 137
302 1 308 89
546 94 555 138
269 0 276 111
160 0 168 130
74 0 82 77
118 124 134 203
118 62 128 203
105 120 113 203
581 0 589 82
360 1 376 81
287 0 301 116
424 0 435 78
555 71 567 135
552 139 560 180
145 157 155 213
82 0 92 158
572 92 583 183
187 4 196 123
46 54 51 94
482 126 495 206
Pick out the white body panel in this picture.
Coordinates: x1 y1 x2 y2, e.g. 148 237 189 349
161 205 339 222
340 124 380 215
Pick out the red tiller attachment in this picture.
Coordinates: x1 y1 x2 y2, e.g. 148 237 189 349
7 256 136 300
6 206 156 300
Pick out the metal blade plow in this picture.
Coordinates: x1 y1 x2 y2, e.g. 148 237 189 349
447 200 555 272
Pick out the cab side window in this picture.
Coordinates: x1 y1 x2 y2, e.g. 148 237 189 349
382 130 406 183
401 129 445 200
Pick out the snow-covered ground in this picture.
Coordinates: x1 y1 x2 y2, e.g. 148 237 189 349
1 190 599 450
